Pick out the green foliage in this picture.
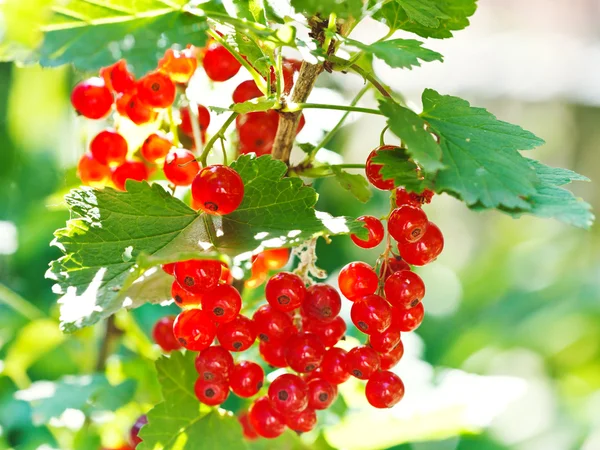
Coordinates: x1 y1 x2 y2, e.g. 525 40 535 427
345 38 443 70
331 166 373 203
371 147 429 192
291 0 365 20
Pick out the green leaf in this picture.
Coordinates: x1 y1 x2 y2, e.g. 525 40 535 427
396 0 449 27
345 37 443 70
38 0 222 76
291 0 365 20
232 33 270 77
138 351 248 450
371 147 430 192
378 98 443 172
331 166 372 203
420 89 544 209
231 98 277 114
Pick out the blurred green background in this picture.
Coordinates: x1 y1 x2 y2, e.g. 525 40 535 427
1 1 599 449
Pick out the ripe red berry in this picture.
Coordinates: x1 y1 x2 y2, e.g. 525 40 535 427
380 256 411 281
398 222 444 266
259 339 288 368
162 262 176 275
71 77 113 119
369 327 401 354
217 314 257 352
191 165 244 215
303 316 346 348
171 279 202 307
338 262 378 301
173 309 216 351
77 153 111 185
282 58 302 94
320 347 350 385
391 303 425 332
237 111 279 156
174 259 222 294
141 133 172 163
265 272 306 312
248 396 285 439
302 284 341 322
268 373 308 414
158 47 198 83
111 161 149 191
395 187 434 207
116 92 158 125
365 371 405 408
152 316 181 352
137 71 176 109
195 345 234 382
230 361 264 398
365 146 396 190
262 248 290 270
202 284 242 324
350 294 392 335
379 340 405 370
90 129 128 166
384 270 425 309
252 304 294 343
130 415 147 447
194 378 229 406
179 105 210 137
307 378 337 410
239 412 259 440
285 408 317 433
350 215 384 249
388 205 429 244
233 80 262 103
203 42 242 81
285 332 326 373
100 60 135 94
163 149 200 186
345 345 380 380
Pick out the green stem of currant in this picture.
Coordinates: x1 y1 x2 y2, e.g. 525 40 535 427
323 13 337 52
0 282 45 320
380 125 389 146
167 106 180 147
219 137 228 165
291 103 382 115
199 112 239 167
276 48 283 99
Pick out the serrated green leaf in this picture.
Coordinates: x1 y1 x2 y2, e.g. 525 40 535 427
331 166 372 203
230 0 266 24
396 0 450 28
378 98 443 172
421 89 544 209
345 37 443 70
138 351 248 450
232 33 270 76
371 147 430 192
291 0 365 20
231 98 277 114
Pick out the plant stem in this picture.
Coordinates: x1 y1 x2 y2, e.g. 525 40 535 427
167 106 180 147
200 112 239 166
95 316 122 372
323 13 337 52
293 103 382 115
0 283 45 320
276 48 283 99
349 64 392 99
219 137 228 165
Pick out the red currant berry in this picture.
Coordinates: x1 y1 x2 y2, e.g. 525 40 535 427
420 189 434 204
265 272 306 312
268 373 308 414
173 309 216 351
388 205 429 244
217 314 257 352
252 304 295 343
395 187 421 207
380 256 411 281
239 412 259 440
111 161 149 191
158 47 198 84
171 279 202 307
116 92 158 125
230 361 264 398
195 345 234 382
152 316 181 352
162 262 176 275
100 60 135 94
259 339 288 368
141 133 172 163
384 270 425 309
248 396 285 439
285 332 326 373
163 149 200 186
302 284 341 323
379 340 405 370
320 347 350 385
219 262 233 285
398 222 444 266
194 378 229 406
130 415 147 447
78 153 110 185
350 294 392 335
338 262 378 301
233 80 263 103
391 303 425 332
350 215 384 249
203 42 241 81
345 345 380 380
285 408 316 434
137 71 176 109
191 165 244 215
303 366 324 382
71 77 113 119
282 58 301 94
202 284 242 324
365 371 405 408
237 111 279 156
245 253 268 289
174 259 222 294
90 129 128 166
303 315 346 348
307 378 337 410
262 248 290 271
365 146 397 190
179 105 210 137
369 327 401 354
